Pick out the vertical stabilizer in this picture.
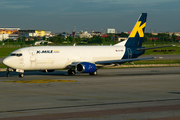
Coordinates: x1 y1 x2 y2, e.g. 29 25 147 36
114 13 147 47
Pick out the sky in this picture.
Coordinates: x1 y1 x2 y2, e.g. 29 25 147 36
0 0 180 33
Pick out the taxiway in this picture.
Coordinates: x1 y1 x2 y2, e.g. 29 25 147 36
0 67 180 120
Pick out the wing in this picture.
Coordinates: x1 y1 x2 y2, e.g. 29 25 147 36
65 57 155 69
137 45 174 51
95 57 155 65
64 62 78 69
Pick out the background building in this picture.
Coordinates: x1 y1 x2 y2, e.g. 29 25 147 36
0 34 9 41
0 28 20 34
19 30 46 37
9 34 19 40
0 28 20 30
91 31 102 36
79 31 92 38
35 30 45 37
107 28 115 34
45 31 52 38
118 37 127 42
19 30 38 38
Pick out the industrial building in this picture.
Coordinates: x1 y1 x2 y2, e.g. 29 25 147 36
107 28 116 34
0 34 9 41
19 30 45 37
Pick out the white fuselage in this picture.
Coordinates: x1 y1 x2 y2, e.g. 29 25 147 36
3 46 125 71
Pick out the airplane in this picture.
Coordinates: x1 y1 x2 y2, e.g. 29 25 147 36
3 13 172 78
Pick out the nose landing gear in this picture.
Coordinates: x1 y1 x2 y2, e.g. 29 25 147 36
6 68 24 78
6 68 10 77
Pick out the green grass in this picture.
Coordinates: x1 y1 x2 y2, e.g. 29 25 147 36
125 60 180 65
142 42 180 55
0 63 7 68
0 47 20 57
143 46 180 55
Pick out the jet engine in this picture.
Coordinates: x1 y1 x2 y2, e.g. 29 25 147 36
76 62 96 73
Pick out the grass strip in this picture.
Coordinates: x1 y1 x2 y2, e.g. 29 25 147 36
0 47 20 57
126 60 180 65
0 63 6 68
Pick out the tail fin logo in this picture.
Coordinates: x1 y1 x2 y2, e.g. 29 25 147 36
129 21 146 38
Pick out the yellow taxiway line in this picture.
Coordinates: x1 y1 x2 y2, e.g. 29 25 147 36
1 79 77 83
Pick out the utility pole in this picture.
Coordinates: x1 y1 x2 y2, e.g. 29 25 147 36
74 24 76 33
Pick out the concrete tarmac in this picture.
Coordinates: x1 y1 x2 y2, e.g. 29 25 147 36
0 67 180 120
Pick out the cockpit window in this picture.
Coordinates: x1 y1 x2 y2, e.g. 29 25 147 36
10 53 23 57
10 53 16 56
17 53 22 57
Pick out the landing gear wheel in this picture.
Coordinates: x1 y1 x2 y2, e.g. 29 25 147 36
89 71 97 76
67 69 76 76
6 73 9 77
6 68 10 77
19 73 24 78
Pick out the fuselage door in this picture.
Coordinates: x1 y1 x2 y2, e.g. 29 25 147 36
127 48 132 59
28 49 36 62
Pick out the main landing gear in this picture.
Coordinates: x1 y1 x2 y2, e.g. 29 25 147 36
67 69 98 76
89 70 98 76
67 69 76 76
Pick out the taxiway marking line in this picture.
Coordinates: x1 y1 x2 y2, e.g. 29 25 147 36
1 79 77 83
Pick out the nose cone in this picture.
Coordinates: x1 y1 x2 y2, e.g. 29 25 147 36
3 57 12 68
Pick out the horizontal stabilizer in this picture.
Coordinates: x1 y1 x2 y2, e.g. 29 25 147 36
95 57 155 65
137 45 174 51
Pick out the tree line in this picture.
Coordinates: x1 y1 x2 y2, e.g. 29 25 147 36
143 33 178 43
0 32 178 46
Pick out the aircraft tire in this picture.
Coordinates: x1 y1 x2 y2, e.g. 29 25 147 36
6 73 9 77
89 71 97 76
68 70 76 76
6 68 10 77
19 73 24 78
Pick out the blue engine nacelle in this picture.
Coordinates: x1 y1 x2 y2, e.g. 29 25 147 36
76 62 97 73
